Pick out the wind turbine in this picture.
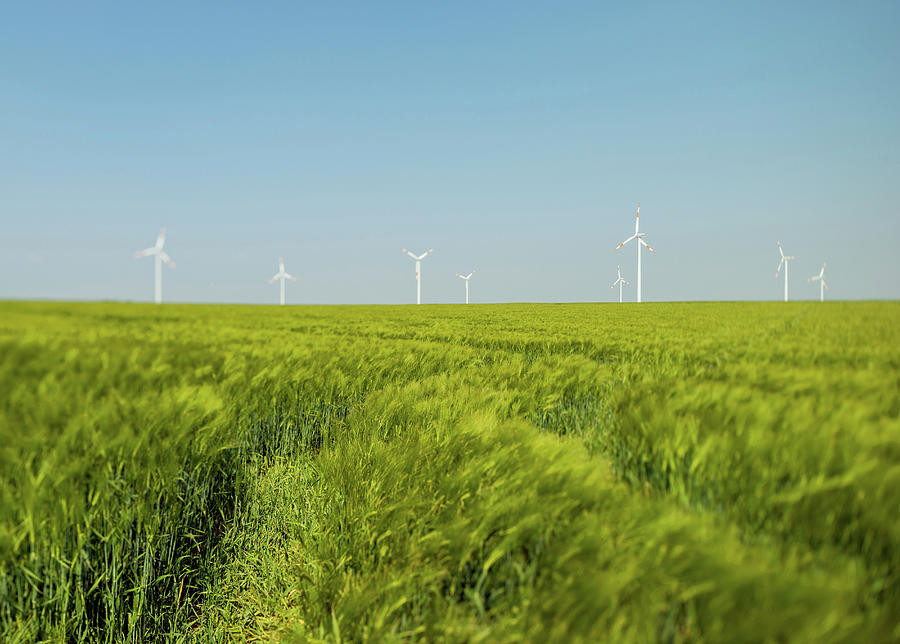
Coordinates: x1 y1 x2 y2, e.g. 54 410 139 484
774 242 796 302
611 265 630 303
134 227 175 304
808 262 829 302
268 256 296 305
402 248 434 304
456 270 475 304
614 203 655 302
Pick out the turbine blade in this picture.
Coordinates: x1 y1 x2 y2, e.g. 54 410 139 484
777 241 785 259
155 228 166 250
269 275 279 283
775 257 784 278
134 247 157 258
278 257 285 272
402 248 417 259
615 235 636 251
159 251 175 268
286 273 296 281
634 204 640 234
823 280 829 291
639 238 656 253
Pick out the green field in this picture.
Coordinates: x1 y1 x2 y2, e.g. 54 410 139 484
1 301 898 642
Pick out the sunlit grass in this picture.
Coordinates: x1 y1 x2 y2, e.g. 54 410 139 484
1 301 897 641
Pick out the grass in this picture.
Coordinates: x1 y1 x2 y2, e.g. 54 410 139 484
0 301 897 641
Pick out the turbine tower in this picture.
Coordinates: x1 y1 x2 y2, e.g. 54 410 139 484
402 248 434 304
808 262 829 302
611 265 630 303
268 256 296 305
456 270 475 304
134 227 175 304
614 204 655 302
775 242 796 302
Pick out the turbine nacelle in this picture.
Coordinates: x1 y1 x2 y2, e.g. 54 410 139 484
134 227 176 267
403 248 435 262
269 256 297 283
268 256 296 305
808 262 829 294
611 264 630 288
615 206 655 254
774 242 795 278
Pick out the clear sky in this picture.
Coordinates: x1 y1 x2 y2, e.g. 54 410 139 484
2 1 898 304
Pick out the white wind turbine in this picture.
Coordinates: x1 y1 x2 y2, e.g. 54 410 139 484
614 203 655 302
456 270 475 304
808 262 829 302
268 257 296 305
611 265 630 303
402 248 434 304
134 227 175 304
774 241 796 302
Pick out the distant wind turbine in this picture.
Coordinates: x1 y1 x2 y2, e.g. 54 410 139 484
268 257 296 305
456 270 475 304
775 242 796 302
134 227 175 304
808 262 829 302
614 204 655 302
402 248 434 304
611 265 630 303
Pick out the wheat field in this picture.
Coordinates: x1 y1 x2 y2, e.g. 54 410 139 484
1 301 897 642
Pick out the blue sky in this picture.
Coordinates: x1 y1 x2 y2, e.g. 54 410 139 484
2 1 898 303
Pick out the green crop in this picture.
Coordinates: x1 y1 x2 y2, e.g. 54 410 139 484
0 301 897 642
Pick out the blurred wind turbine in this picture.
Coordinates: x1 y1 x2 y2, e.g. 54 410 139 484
808 262 829 302
775 242 795 302
611 265 630 303
134 227 175 304
456 270 475 304
614 204 655 302
403 248 434 304
268 257 296 305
